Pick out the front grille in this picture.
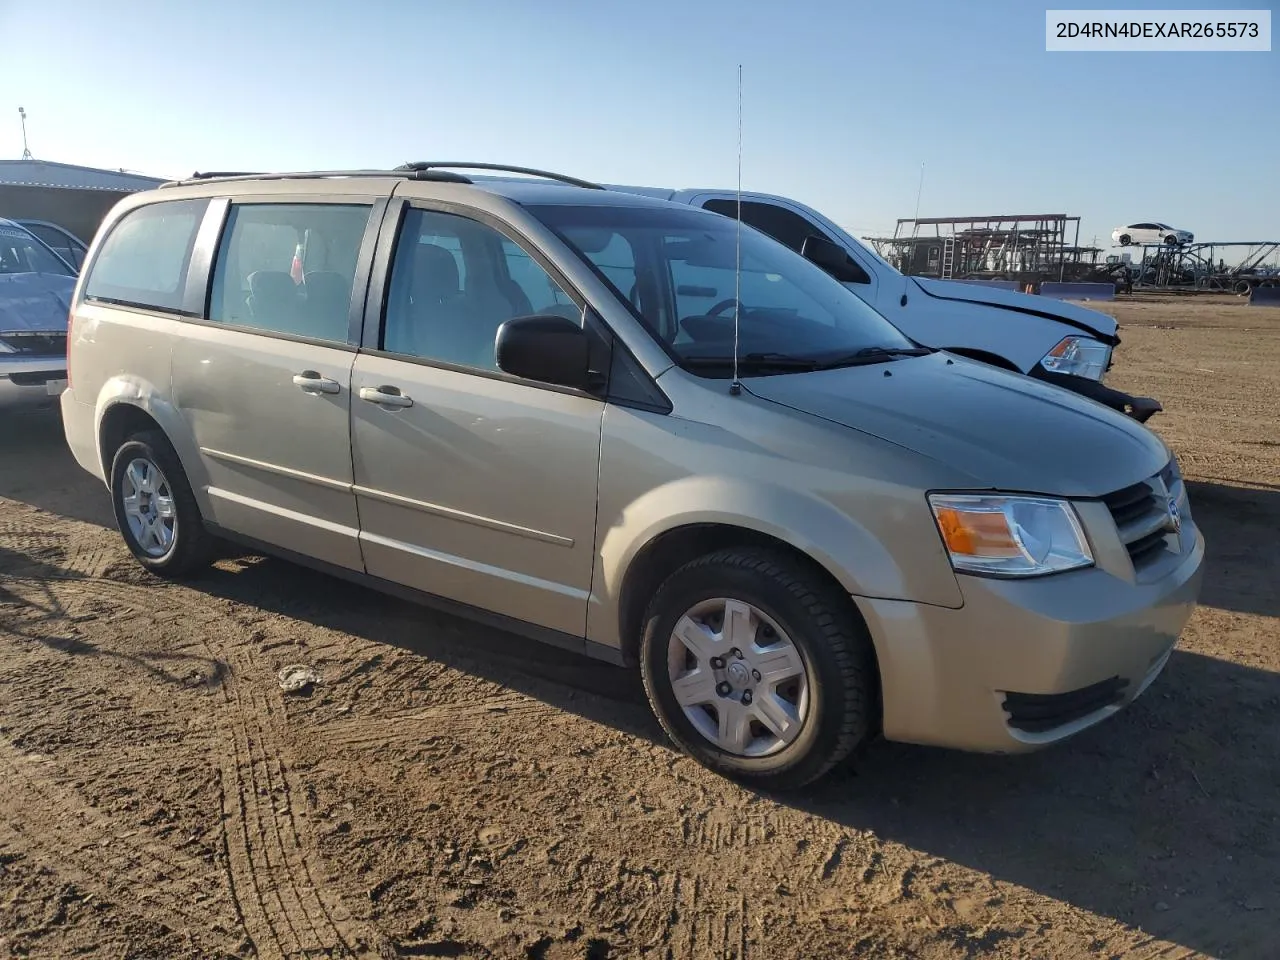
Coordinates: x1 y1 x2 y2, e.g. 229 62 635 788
1101 467 1179 569
1103 480 1157 527
1003 676 1129 733
0 331 67 356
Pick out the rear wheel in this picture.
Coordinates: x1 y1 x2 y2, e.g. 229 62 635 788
109 430 214 578
639 547 877 790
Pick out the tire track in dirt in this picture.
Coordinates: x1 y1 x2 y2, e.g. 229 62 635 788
191 595 380 957
1 516 378 958
0 738 237 944
321 692 558 749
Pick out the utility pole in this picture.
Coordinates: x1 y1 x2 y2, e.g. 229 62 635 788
18 107 33 159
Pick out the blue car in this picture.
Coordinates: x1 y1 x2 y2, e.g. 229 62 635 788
0 217 76 408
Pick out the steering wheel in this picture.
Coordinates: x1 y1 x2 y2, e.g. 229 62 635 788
707 298 744 317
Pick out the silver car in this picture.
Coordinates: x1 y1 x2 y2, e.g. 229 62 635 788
60 164 1205 789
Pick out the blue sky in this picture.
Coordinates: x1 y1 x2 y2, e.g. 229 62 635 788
3 0 1276 249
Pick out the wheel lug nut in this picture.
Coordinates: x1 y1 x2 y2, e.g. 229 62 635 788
732 648 743 659
710 656 725 669
717 682 732 696
742 690 753 704
752 669 762 682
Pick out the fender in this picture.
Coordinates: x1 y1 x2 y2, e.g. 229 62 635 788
585 473 963 652
93 375 209 511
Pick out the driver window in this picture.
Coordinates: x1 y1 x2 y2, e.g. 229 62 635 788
383 208 579 371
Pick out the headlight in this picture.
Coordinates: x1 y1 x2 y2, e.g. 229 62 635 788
928 494 1093 577
1039 336 1111 381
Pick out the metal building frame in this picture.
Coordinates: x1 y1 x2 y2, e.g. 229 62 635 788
867 214 1081 284
1127 241 1280 292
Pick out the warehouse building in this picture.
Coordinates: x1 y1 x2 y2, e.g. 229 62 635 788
0 159 165 259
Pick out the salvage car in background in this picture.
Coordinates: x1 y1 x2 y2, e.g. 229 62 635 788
0 217 75 408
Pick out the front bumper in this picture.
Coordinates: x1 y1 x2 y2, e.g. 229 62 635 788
1030 366 1161 422
0 354 66 408
858 521 1205 753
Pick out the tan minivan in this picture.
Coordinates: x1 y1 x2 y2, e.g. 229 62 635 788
61 163 1205 789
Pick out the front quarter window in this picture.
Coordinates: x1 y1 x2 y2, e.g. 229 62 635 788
528 202 915 375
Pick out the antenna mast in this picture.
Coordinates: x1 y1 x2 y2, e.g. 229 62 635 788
913 162 924 222
729 65 743 396
18 107 33 160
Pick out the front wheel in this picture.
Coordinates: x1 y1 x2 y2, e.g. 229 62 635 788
109 429 214 578
639 547 878 790
1118 234 1131 246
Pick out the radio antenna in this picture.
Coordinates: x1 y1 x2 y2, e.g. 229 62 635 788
729 64 743 396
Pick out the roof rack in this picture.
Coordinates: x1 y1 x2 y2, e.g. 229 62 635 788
393 162 604 190
188 171 265 180
159 168 474 189
158 163 603 191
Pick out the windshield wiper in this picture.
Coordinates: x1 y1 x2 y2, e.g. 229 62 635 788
681 351 821 371
812 345 935 369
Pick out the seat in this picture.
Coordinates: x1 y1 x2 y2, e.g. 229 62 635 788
301 271 353 341
385 243 468 359
246 270 301 332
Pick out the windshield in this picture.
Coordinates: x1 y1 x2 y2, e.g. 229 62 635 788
527 203 915 373
0 223 74 276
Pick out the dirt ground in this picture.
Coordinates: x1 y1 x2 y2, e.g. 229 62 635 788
1 294 1277 960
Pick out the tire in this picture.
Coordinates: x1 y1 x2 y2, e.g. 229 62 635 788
109 429 215 578
639 547 877 790
1118 234 1131 246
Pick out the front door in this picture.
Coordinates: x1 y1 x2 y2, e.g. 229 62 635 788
349 203 604 638
171 198 380 571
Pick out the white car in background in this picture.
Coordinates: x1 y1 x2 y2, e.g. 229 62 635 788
1112 223 1194 247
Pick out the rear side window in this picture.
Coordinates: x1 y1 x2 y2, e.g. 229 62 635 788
208 203 371 343
84 199 209 311
703 199 833 254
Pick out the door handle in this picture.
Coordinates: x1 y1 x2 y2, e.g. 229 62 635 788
293 371 341 394
358 385 413 408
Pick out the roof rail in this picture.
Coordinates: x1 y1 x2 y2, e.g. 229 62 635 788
188 171 265 180
393 162 603 190
159 168 474 189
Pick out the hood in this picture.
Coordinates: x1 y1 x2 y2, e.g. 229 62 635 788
0 272 75 335
910 276 1119 343
744 352 1168 497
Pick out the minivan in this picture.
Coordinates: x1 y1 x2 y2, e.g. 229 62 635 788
61 163 1204 789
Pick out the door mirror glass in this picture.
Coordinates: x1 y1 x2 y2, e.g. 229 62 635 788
800 235 871 284
496 315 594 389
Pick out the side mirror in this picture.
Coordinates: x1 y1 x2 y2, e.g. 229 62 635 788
496 314 595 390
801 235 871 285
